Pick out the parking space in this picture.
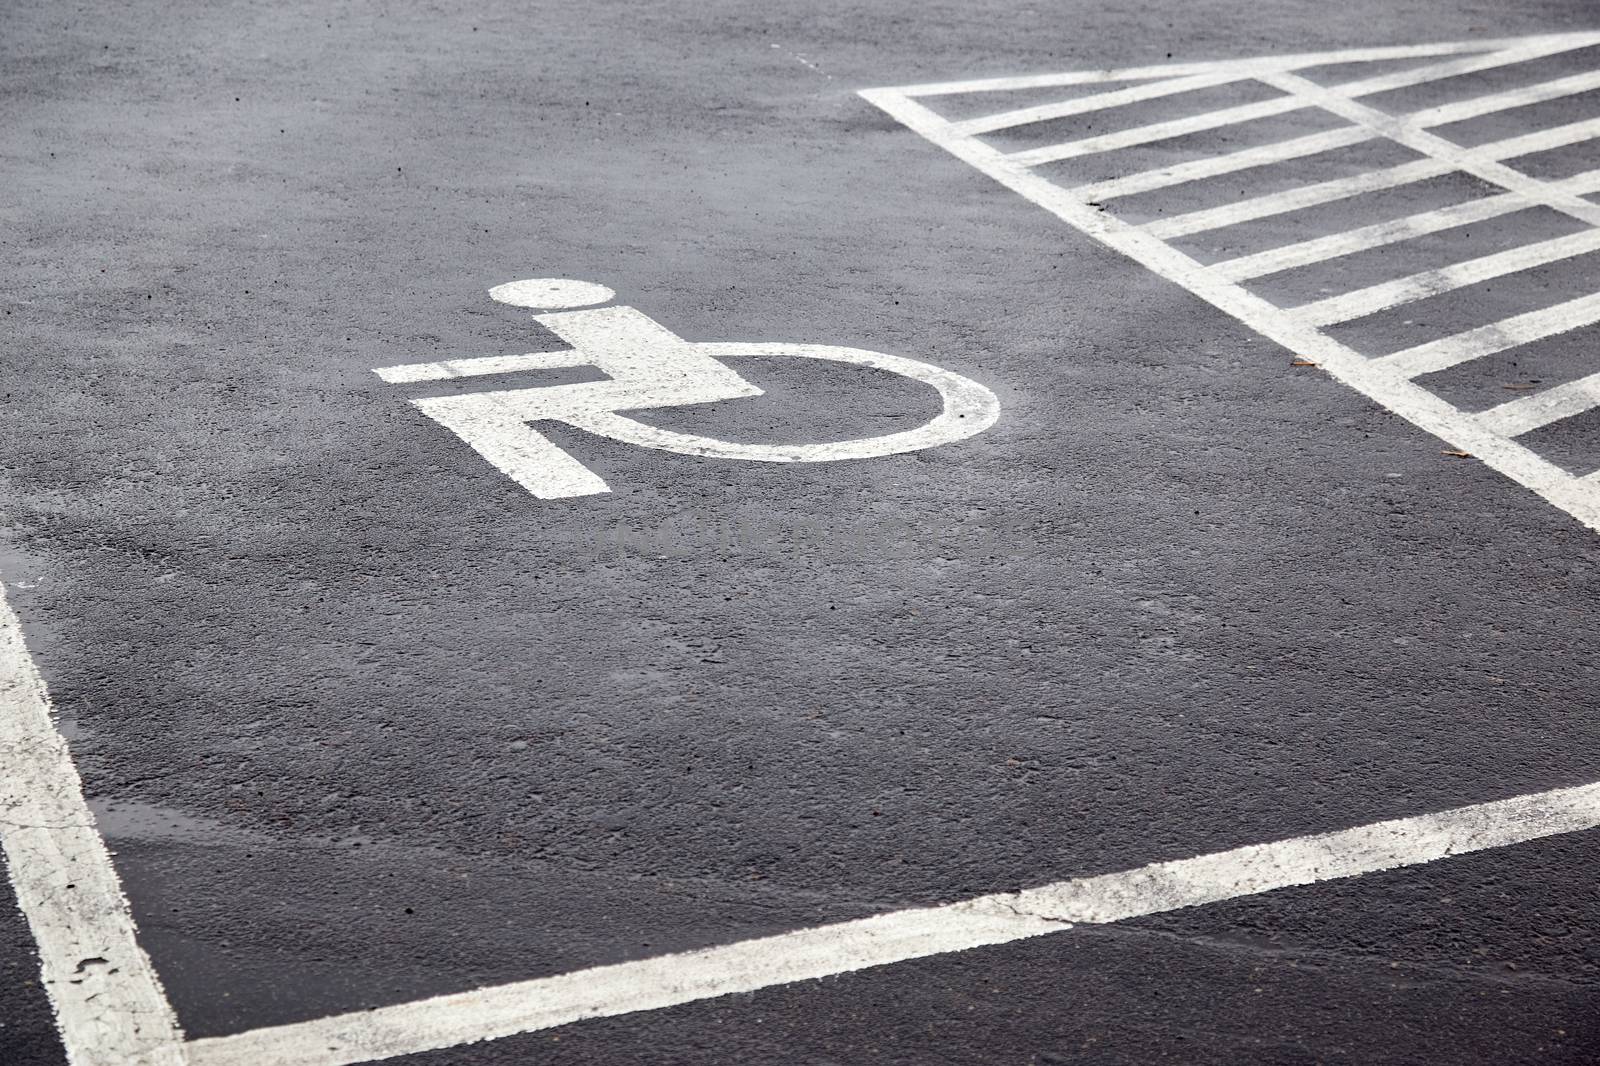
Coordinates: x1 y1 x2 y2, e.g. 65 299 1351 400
4 3 1600 1065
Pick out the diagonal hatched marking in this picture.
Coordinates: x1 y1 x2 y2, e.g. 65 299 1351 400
1379 292 1600 379
1146 115 1600 239
1006 94 1308 166
1075 127 1376 202
1088 69 1600 208
1292 228 1600 327
1257 70 1600 228
864 31 1600 532
1478 371 1600 437
1144 157 1451 239
949 71 1245 136
1212 167 1600 281
1409 67 1600 127
1003 33 1600 167
898 35 1575 97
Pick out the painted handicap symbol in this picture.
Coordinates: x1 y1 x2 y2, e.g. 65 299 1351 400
374 279 1000 499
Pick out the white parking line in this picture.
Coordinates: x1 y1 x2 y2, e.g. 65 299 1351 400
1257 70 1600 227
1002 34 1600 170
1143 116 1600 240
1008 94 1307 167
183 780 1600 1066
0 582 185 1066
1411 67 1600 127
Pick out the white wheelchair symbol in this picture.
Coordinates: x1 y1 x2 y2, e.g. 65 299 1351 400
374 279 1001 499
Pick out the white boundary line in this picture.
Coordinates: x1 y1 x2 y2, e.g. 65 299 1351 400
9 31 1600 1066
0 582 185 1066
183 780 1600 1066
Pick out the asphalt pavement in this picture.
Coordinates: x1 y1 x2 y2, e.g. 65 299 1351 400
4 1 1600 1063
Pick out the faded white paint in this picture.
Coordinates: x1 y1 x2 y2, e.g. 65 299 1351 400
949 70 1244 137
1143 157 1454 240
1256 70 1600 229
375 288 1001 498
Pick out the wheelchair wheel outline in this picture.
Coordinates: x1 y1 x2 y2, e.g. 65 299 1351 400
561 341 1000 463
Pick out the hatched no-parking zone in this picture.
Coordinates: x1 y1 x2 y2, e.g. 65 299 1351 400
864 30 1600 531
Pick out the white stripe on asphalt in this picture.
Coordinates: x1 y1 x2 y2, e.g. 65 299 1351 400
373 350 592 384
1143 157 1452 239
1080 67 1600 207
1004 33 1600 171
185 779 1600 1066
1211 191 1533 280
1258 71 1600 230
8 532 1597 1066
1209 166 1600 281
897 34 1567 98
0 582 186 1065
1291 227 1600 328
1006 94 1308 167
947 71 1243 137
1378 291 1600 379
1476 370 1600 438
1147 112 1600 240
1462 113 1600 161
1406 68 1600 128
1330 33 1600 98
1073 126 1375 202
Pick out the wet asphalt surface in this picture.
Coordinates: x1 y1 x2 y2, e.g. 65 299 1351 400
5 0 1600 1062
